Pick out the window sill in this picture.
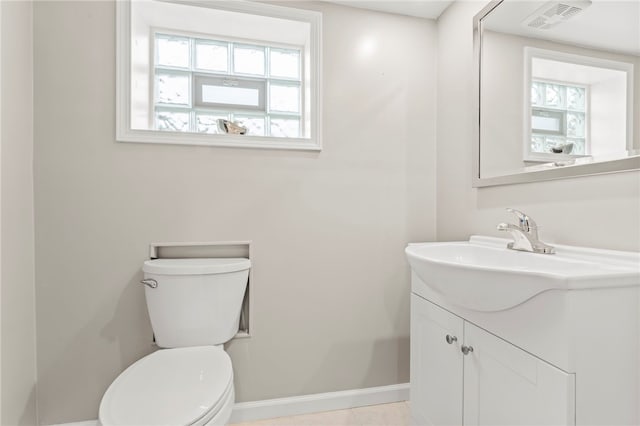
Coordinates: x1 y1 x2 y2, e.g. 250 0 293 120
117 128 321 151
524 153 591 163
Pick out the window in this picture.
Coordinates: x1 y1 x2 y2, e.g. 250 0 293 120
154 34 302 138
117 1 322 150
523 48 633 162
530 80 588 157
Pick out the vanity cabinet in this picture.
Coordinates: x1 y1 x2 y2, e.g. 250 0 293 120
410 293 463 425
411 294 576 426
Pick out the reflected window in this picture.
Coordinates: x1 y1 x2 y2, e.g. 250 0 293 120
530 80 588 156
524 48 632 163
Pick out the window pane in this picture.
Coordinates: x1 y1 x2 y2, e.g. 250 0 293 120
202 84 261 107
568 138 586 155
531 135 545 153
270 49 300 79
270 118 300 138
567 112 585 138
270 84 300 113
532 115 560 132
195 41 228 72
234 46 265 75
544 84 565 107
531 82 544 106
157 35 190 68
195 113 229 134
532 110 563 133
235 116 265 136
566 86 585 111
156 73 190 105
155 110 190 132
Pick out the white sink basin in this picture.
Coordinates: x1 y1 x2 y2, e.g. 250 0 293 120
406 236 640 312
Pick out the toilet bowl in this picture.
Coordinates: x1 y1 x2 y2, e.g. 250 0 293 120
99 258 250 426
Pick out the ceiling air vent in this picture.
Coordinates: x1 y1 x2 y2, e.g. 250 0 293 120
522 0 592 30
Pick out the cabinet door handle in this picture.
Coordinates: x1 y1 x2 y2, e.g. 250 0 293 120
445 334 457 344
461 345 474 355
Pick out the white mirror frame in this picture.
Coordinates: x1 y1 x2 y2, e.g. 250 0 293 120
473 0 640 188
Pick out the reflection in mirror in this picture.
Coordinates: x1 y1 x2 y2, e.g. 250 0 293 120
477 0 640 183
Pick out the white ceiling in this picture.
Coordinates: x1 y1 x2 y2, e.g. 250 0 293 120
483 1 640 57
325 1 454 20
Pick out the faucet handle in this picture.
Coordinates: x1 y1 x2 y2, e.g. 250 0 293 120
506 208 537 231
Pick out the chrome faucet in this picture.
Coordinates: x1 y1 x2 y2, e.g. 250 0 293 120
497 208 555 254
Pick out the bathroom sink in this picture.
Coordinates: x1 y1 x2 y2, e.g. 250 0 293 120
406 236 640 312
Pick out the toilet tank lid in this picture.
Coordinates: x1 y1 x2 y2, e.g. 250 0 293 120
143 258 251 275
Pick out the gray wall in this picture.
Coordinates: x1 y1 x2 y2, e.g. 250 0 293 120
33 1 437 424
436 1 640 251
1 1 38 425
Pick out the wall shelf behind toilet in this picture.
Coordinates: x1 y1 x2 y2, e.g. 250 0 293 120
149 240 253 339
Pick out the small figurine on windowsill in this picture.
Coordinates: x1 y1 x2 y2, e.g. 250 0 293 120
217 119 248 135
550 142 574 154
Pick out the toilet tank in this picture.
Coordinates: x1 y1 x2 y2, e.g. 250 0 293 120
142 258 250 348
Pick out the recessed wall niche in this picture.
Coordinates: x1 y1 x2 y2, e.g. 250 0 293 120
149 241 253 338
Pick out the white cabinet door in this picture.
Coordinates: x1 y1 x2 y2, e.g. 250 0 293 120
463 322 575 426
410 295 464 426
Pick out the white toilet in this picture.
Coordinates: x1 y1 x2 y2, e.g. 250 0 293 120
98 258 251 426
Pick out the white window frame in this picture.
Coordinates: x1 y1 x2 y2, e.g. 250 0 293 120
116 0 322 151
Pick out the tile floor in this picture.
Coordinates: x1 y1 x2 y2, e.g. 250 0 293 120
230 401 411 426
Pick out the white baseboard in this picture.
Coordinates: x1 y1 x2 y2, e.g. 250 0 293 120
49 383 410 426
229 383 410 423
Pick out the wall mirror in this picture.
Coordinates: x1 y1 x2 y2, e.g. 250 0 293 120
474 0 640 186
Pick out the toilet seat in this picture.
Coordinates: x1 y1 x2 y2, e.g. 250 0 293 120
99 346 233 426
